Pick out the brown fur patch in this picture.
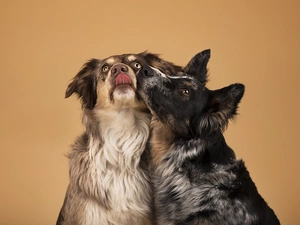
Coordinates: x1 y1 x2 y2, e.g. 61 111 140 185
150 117 174 167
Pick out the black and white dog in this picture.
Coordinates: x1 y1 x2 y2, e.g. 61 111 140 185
56 52 183 225
137 49 280 225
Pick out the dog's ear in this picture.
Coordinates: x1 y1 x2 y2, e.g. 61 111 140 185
139 51 183 75
199 83 245 135
184 49 211 84
65 59 100 109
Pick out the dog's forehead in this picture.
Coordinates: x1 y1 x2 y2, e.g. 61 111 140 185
105 57 117 64
103 54 141 65
150 66 165 76
127 55 137 61
152 68 192 80
126 54 147 62
170 76 199 89
147 67 199 89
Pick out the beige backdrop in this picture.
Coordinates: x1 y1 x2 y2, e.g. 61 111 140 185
0 0 299 224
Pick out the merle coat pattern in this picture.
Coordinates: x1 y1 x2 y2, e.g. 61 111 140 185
56 52 183 225
137 49 280 225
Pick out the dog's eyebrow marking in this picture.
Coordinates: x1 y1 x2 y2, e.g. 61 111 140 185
106 58 115 64
127 55 137 61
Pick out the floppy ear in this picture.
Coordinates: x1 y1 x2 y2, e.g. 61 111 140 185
139 51 183 75
65 59 100 109
199 83 245 135
184 49 211 84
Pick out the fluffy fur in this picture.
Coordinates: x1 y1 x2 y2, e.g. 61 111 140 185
137 49 280 225
56 52 183 225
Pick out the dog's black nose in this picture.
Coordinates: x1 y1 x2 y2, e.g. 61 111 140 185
140 65 154 77
111 64 129 76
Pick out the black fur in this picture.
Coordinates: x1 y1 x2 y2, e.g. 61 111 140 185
137 49 280 225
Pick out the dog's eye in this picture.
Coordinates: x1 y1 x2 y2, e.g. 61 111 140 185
181 89 189 96
134 62 141 69
102 65 109 72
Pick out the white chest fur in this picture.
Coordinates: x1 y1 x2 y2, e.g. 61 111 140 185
82 108 151 224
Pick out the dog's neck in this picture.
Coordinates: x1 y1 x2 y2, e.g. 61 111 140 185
83 107 151 170
174 131 236 165
150 116 236 168
150 117 175 167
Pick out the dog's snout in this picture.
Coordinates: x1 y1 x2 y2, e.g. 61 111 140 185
111 64 129 76
140 65 154 77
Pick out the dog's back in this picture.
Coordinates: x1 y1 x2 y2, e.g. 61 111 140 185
137 50 280 225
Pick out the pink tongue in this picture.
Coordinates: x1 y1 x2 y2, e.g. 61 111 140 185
116 73 132 85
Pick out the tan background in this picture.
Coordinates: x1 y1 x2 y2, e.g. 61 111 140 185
0 0 299 224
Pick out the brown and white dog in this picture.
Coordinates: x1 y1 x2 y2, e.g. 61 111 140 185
56 52 182 225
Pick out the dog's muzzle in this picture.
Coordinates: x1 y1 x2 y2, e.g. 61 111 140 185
110 63 132 86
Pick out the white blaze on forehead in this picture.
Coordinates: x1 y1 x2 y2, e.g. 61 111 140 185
168 75 191 79
149 66 190 80
149 66 167 77
127 55 137 61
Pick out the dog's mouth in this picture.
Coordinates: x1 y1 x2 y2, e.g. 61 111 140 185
113 73 135 95
115 73 132 86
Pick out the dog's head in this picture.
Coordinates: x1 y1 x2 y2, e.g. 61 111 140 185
137 49 245 137
66 52 183 110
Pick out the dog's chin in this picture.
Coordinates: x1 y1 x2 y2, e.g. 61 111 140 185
113 84 136 105
115 84 133 92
